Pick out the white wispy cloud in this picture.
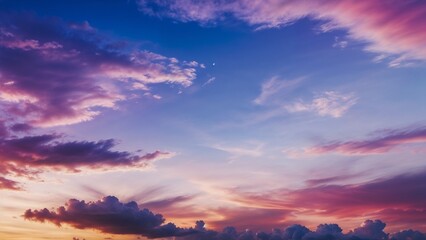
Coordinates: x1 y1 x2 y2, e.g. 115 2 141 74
253 76 303 105
285 91 357 118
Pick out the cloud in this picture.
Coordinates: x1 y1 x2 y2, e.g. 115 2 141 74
226 170 426 232
332 37 348 49
0 134 171 172
0 133 172 190
24 195 426 240
253 77 302 105
183 219 423 240
307 125 426 155
209 207 292 232
138 0 426 64
253 77 356 118
0 13 199 127
202 77 216 87
23 196 197 238
284 91 357 118
349 220 388 240
211 142 264 159
391 229 426 240
0 176 21 190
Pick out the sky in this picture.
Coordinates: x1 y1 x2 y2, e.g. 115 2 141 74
0 0 426 240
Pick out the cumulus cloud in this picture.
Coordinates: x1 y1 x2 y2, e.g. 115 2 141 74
391 230 426 240
284 91 357 118
307 125 426 155
0 13 199 127
24 195 426 240
349 220 388 240
24 196 197 238
138 0 426 65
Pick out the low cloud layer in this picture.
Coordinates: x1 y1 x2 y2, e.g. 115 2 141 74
24 196 196 238
139 0 426 66
226 170 426 232
24 196 426 240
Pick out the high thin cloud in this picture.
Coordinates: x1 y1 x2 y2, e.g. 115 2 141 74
284 91 357 118
307 125 426 155
253 77 356 118
24 196 426 240
253 77 302 105
139 0 426 66
0 13 199 127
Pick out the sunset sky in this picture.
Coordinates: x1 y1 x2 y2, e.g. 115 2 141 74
1 1 426 240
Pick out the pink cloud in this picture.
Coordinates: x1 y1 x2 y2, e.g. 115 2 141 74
224 170 426 232
307 126 426 155
139 0 426 65
0 176 21 190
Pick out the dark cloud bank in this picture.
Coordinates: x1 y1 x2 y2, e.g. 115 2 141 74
0 126 170 190
24 196 426 240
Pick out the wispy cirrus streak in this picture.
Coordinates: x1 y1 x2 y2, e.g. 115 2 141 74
139 0 426 66
307 126 426 155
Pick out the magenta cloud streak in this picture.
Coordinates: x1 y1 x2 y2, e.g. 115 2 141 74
307 126 426 155
139 0 426 65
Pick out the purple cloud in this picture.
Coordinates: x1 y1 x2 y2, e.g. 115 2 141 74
24 196 197 238
391 230 426 240
307 126 426 155
0 133 172 190
0 13 199 127
0 134 171 171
